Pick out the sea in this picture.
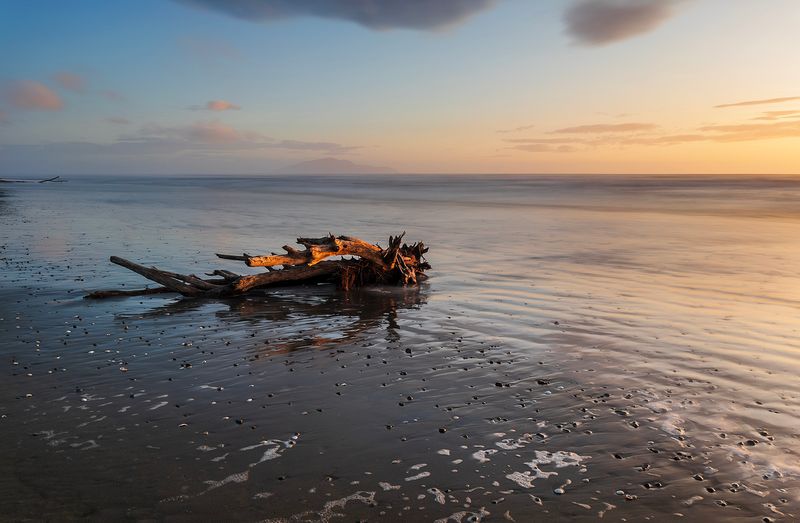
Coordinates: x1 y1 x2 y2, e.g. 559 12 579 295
1 174 799 521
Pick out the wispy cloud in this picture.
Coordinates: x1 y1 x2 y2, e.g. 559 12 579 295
507 118 800 153
553 122 657 133
5 80 64 111
189 100 242 111
53 72 86 93
177 0 498 31
564 0 684 46
105 116 131 125
497 124 536 134
714 96 800 109
697 120 800 142
752 110 800 121
0 120 361 175
512 143 576 153
506 137 588 145
138 121 254 144
126 120 358 153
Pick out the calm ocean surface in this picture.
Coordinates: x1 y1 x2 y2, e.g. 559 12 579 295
1 175 799 521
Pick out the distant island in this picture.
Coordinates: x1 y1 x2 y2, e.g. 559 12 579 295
275 158 395 175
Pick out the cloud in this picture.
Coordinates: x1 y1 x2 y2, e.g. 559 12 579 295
752 110 800 121
5 80 64 111
105 116 131 125
497 124 536 134
0 109 8 124
621 133 707 145
505 137 588 153
189 100 242 111
512 143 576 153
139 121 250 144
177 0 498 30
53 72 86 93
506 137 588 145
697 120 800 142
0 120 360 175
127 120 358 153
553 122 657 133
564 0 682 45
507 118 800 153
714 96 800 109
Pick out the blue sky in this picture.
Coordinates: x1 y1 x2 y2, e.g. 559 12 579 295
1 1 799 175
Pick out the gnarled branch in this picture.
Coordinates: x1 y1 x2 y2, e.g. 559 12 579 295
88 234 429 299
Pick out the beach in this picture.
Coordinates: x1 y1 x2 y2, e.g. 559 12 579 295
1 175 799 521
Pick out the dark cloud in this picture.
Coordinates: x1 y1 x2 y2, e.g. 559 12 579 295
714 96 800 109
177 0 498 30
564 0 682 45
554 122 657 133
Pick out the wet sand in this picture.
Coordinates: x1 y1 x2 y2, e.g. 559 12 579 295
1 176 799 521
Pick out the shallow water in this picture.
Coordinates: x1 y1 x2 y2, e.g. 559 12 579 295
1 175 799 521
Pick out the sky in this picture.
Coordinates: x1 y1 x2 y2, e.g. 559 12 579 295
1 0 799 175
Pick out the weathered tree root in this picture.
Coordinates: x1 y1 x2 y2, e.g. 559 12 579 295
86 233 429 299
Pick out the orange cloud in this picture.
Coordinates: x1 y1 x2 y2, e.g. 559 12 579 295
698 120 800 142
508 119 800 153
207 100 240 111
6 80 64 111
714 96 800 109
53 72 86 93
553 122 657 133
751 110 800 121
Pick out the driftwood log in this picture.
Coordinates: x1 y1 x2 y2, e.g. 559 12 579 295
86 234 429 299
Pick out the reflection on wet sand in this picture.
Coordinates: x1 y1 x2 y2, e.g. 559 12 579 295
119 285 428 355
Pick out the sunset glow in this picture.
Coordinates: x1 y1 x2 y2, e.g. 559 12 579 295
1 0 799 175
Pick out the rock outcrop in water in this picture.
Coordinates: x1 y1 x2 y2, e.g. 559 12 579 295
86 233 429 299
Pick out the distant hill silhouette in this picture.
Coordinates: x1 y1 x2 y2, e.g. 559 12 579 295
275 157 395 175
